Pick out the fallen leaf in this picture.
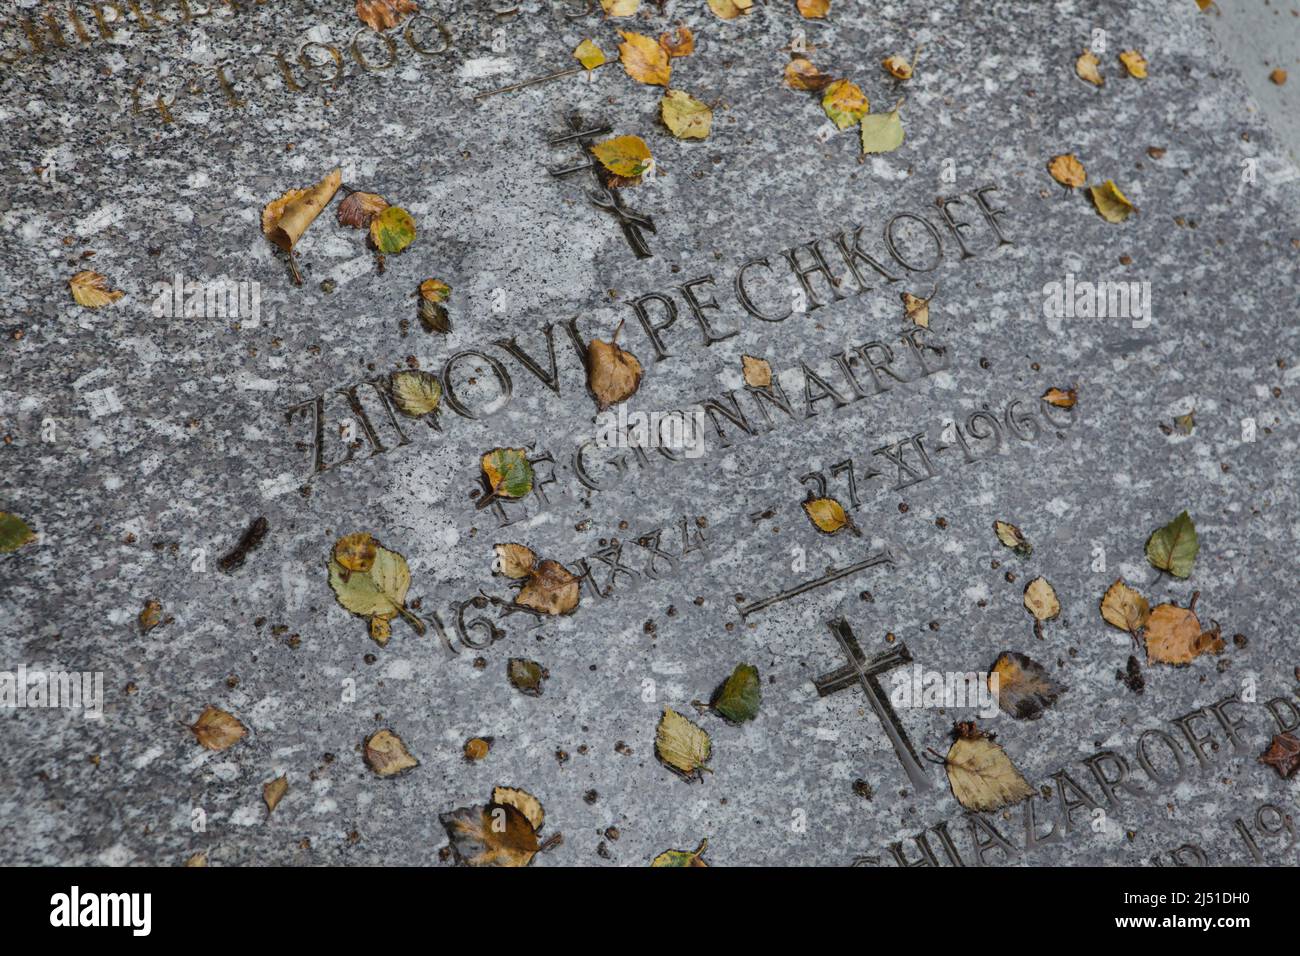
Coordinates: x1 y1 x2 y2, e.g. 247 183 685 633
336 190 388 229
656 708 712 780
1145 601 1223 665
464 737 492 761
516 559 581 615
481 447 534 500
68 270 124 309
993 520 1032 557
190 706 247 751
708 0 753 19
356 0 417 32
591 134 654 182
263 775 288 813
651 839 709 867
1099 578 1151 633
1270 68 1288 86
785 57 833 91
1041 387 1077 408
1076 49 1103 86
139 599 164 634
184 853 207 867
333 531 378 574
508 658 547 696
0 513 36 553
990 651 1066 720
1090 180 1136 223
328 535 426 636
600 0 639 14
860 108 904 154
262 168 342 252
900 289 929 327
661 89 713 140
1259 732 1300 778
588 334 644 409
440 788 546 867
389 369 442 417
1145 510 1198 578
797 0 829 19
369 205 416 254
1023 577 1060 635
803 496 857 535
822 78 869 130
618 30 671 86
573 38 606 70
712 663 761 723
494 542 538 579
659 24 694 58
364 728 419 776
943 721 1035 812
418 278 452 333
369 614 393 646
1174 411 1195 435
1119 49 1148 79
741 354 772 387
882 54 913 80
1048 153 1086 188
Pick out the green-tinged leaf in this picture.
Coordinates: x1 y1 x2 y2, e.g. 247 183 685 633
390 370 442 417
328 538 424 636
1145 510 1198 578
481 447 534 499
651 839 709 867
822 79 868 130
661 89 712 140
0 513 36 553
713 663 761 723
859 108 904 154
369 205 416 254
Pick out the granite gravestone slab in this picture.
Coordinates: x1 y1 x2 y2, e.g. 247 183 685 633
1 0 1298 867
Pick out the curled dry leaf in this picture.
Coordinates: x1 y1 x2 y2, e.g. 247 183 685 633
1145 601 1223 665
516 559 581 616
1259 732 1300 779
708 0 753 19
651 839 709 867
656 707 712 779
328 534 425 637
659 24 694 58
822 79 869 130
1048 153 1086 188
796 0 829 19
494 542 538 579
418 278 452 333
573 38 606 70
618 30 671 86
1042 387 1077 408
0 513 37 553
591 135 653 183
369 205 416 254
440 787 546 867
588 335 644 410
389 369 442 417
507 658 547 696
336 190 388 229
803 496 857 536
1100 579 1151 634
138 599 164 634
262 168 342 252
364 728 419 776
882 54 913 80
334 531 378 574
943 721 1035 812
993 520 1032 557
600 0 639 15
1118 49 1148 79
712 663 761 724
481 447 534 500
369 615 393 646
1174 411 1195 435
1076 49 1103 86
1145 510 1198 579
69 270 124 309
785 57 833 91
190 706 247 751
990 651 1066 720
860 108 904 154
464 737 492 761
741 354 772 387
356 0 417 32
661 89 713 140
1023 577 1060 635
900 290 929 327
1090 180 1136 223
263 775 288 813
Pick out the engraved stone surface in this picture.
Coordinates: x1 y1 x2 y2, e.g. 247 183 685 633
1 0 1298 866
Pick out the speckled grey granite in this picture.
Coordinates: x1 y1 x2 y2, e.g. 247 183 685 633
1 0 1298 867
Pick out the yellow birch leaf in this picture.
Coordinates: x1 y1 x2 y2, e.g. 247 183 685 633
1119 49 1148 79
797 0 829 19
822 79 869 130
1099 579 1150 633
618 30 671 86
573 39 606 70
364 728 419 776
651 839 709 867
803 497 856 535
190 706 247 751
1090 180 1136 223
1076 49 1103 86
944 722 1035 811
263 775 288 813
661 89 713 140
655 708 712 779
69 271 124 309
1042 387 1077 408
708 0 753 19
591 134 653 182
389 369 442 417
1023 576 1060 622
600 0 639 15
860 108 904 154
994 520 1032 557
1048 153 1086 188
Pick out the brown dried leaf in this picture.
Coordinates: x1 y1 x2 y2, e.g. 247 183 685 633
493 542 538 579
336 190 388 229
508 658 547 696
1023 577 1060 623
263 775 288 813
517 560 581 616
1048 153 1086 188
990 651 1066 720
993 520 1032 557
882 54 913 80
1042 387 1077 408
1259 732 1300 778
742 354 772 387
1099 579 1151 633
785 57 833 91
139 598 164 634
944 722 1035 811
464 737 492 761
589 335 643 410
364 728 419 776
659 24 695 58
440 798 541 867
1076 49 1103 86
356 0 417 32
901 290 930 328
69 270 124 309
190 706 247 751
1145 603 1224 665
262 168 342 252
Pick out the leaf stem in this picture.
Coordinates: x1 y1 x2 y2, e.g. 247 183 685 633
398 605 426 635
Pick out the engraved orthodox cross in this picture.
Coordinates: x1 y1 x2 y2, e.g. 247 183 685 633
546 113 655 259
814 618 931 791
